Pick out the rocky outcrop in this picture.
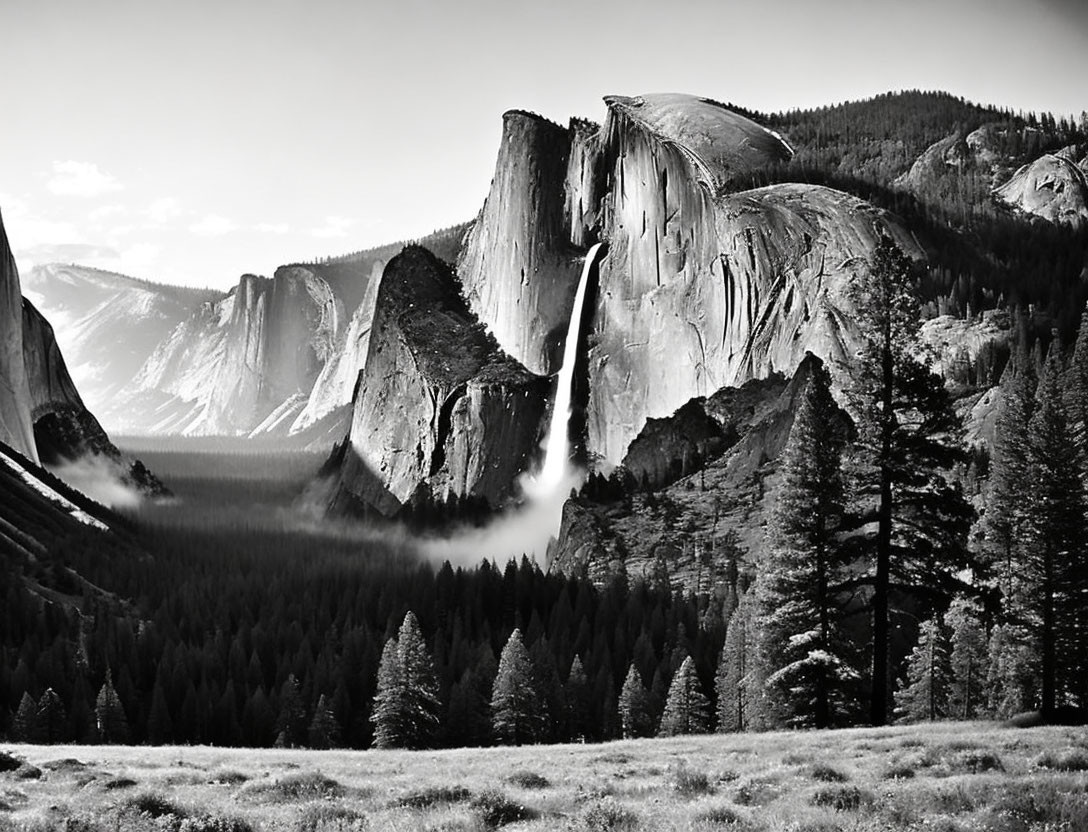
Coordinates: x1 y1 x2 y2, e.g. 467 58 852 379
550 355 830 587
457 111 587 375
994 153 1088 226
896 133 972 191
333 246 549 516
292 259 385 435
0 209 36 462
588 176 921 465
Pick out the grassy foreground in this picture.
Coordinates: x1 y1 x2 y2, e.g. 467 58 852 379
2 722 1088 831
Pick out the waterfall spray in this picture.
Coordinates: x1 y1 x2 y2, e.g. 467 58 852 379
419 243 604 565
531 242 603 495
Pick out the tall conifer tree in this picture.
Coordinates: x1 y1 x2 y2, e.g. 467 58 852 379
756 358 856 728
658 656 710 736
843 233 974 725
491 629 544 745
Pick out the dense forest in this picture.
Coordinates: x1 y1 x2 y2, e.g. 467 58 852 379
738 91 1088 338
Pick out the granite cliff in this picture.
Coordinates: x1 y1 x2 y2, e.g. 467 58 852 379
329 246 548 516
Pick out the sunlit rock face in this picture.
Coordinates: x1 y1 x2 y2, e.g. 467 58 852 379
586 93 918 464
292 260 385 435
335 246 548 516
20 264 218 428
0 209 36 461
896 133 973 192
995 153 1088 226
458 110 588 376
131 266 345 435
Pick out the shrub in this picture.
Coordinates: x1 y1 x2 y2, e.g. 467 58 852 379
296 803 368 832
693 805 756 828
811 785 869 812
0 751 23 772
882 763 916 780
672 764 713 796
124 792 185 818
397 786 472 809
104 777 139 790
954 751 1004 773
810 765 848 783
209 770 248 786
470 789 537 828
1036 749 1088 771
581 797 639 831
505 770 550 789
240 771 343 802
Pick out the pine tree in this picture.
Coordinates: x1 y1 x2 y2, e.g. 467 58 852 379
276 674 307 747
370 637 404 749
564 656 591 742
308 694 340 749
13 692 37 742
756 358 857 728
985 339 1036 602
36 688 66 743
1023 342 1087 717
369 612 442 749
146 682 173 745
95 670 129 744
658 656 710 736
395 611 442 748
843 233 974 726
894 616 951 722
491 629 544 745
985 623 1037 718
715 592 768 733
944 597 988 720
617 664 652 739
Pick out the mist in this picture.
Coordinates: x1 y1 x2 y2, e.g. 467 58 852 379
48 454 144 509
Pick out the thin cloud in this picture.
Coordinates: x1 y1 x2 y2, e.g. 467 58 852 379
310 215 355 238
255 222 290 234
46 160 123 197
189 214 238 236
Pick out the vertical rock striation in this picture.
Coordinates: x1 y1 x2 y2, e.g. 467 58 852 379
0 208 36 461
458 111 587 375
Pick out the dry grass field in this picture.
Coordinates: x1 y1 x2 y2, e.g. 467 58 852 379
2 722 1088 831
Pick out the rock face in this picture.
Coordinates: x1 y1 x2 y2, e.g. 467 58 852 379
896 133 973 191
995 153 1088 226
588 176 921 465
0 209 162 499
333 246 549 516
292 259 385 436
130 265 345 436
457 111 587 375
20 264 219 424
0 209 36 462
550 355 829 586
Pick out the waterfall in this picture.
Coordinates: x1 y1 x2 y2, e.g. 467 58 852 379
533 242 603 493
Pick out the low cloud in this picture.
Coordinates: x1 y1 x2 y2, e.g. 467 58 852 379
48 455 143 510
189 214 238 236
310 215 355 238
47 160 123 198
88 204 127 223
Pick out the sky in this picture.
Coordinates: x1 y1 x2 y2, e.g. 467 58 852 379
2 0 1086 290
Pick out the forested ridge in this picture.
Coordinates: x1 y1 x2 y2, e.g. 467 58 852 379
738 91 1088 337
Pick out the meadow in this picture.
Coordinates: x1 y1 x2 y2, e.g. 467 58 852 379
3 722 1088 831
